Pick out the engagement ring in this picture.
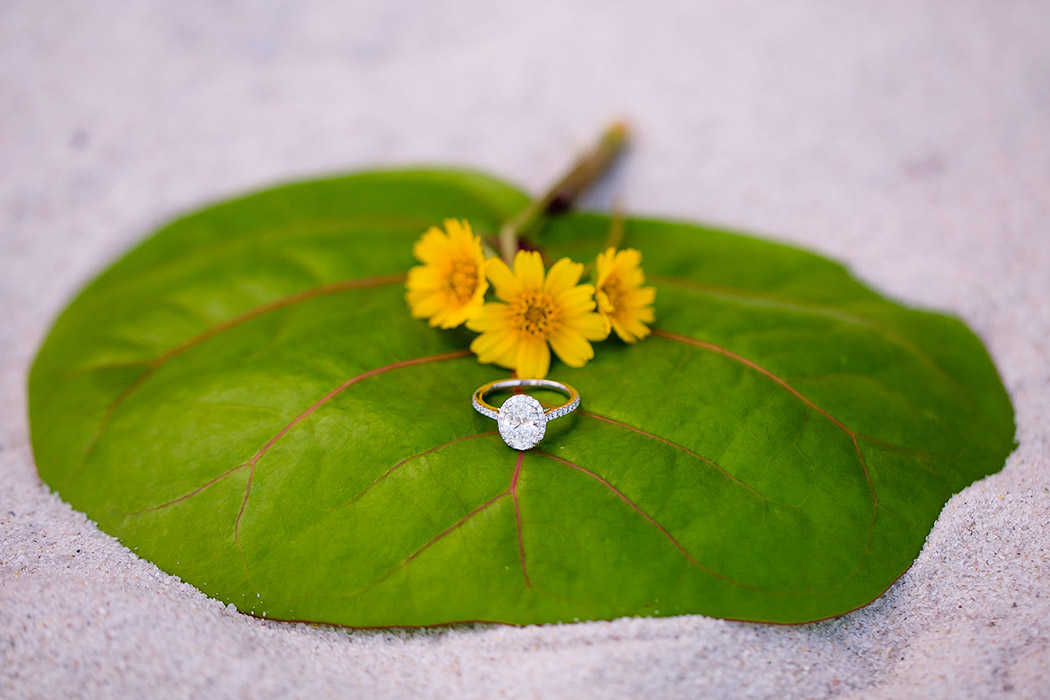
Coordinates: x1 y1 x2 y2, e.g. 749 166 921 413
472 378 580 450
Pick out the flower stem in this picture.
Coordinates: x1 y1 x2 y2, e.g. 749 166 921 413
581 201 626 277
498 122 630 264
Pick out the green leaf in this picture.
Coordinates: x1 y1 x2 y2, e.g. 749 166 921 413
28 169 1015 626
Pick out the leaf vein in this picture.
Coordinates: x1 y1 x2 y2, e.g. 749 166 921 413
511 452 531 588
331 431 500 512
652 274 962 391
653 328 879 548
534 450 745 585
125 349 471 519
346 493 510 600
71 273 406 488
578 410 798 511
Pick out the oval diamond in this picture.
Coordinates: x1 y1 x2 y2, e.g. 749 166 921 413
497 394 546 450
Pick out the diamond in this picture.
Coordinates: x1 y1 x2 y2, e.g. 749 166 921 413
497 394 546 451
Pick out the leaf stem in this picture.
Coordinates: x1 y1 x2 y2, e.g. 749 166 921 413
498 121 630 264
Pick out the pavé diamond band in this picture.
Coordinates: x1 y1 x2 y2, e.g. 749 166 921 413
472 378 580 451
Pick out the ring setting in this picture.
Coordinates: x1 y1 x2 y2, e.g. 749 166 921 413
472 379 580 450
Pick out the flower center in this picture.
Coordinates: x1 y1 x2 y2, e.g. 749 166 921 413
446 260 479 303
512 291 558 339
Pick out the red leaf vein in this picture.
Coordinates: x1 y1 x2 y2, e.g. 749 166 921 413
653 328 879 547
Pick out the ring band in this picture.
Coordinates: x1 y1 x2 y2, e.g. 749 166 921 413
472 378 580 450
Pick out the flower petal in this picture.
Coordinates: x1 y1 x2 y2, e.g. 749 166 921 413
570 311 611 341
484 257 523 302
515 338 550 378
627 317 652 340
466 302 512 333
470 329 519 364
434 300 480 329
556 284 597 316
595 247 615 286
447 220 481 255
412 227 452 264
513 250 545 291
631 286 656 306
492 344 518 369
406 265 443 291
544 257 583 297
406 290 446 320
594 289 614 314
615 248 643 272
443 218 466 240
549 325 594 367
612 315 651 343
611 317 633 342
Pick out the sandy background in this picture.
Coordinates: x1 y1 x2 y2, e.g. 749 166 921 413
2 1 1049 698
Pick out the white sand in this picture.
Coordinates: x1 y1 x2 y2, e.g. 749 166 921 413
2 2 1048 697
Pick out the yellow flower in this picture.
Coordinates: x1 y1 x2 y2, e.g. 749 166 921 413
467 251 609 378
405 219 488 328
595 247 656 343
